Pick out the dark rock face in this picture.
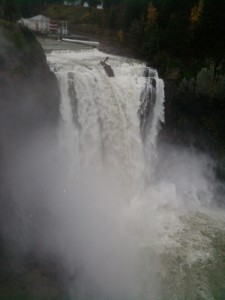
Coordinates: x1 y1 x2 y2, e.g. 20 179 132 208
0 21 60 243
0 22 60 137
0 22 60 236
0 22 62 298
100 61 115 77
138 69 157 144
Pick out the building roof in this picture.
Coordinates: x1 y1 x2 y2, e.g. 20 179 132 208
30 15 50 22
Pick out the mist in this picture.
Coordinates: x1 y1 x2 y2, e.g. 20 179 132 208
1 49 225 300
3 129 221 299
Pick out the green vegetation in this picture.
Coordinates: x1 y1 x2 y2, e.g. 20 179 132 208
38 1 225 86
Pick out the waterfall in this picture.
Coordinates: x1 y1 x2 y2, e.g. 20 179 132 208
48 49 165 194
45 49 225 300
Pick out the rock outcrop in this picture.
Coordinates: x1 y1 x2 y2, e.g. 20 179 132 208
0 21 60 134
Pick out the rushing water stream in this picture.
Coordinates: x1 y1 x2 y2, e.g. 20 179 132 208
46 49 225 300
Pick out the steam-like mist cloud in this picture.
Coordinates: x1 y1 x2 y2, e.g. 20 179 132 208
4 130 221 299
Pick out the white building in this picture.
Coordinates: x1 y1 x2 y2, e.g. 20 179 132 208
18 15 50 33
17 15 70 36
97 1 103 9
83 2 89 8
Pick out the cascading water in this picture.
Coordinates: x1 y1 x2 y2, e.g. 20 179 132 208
46 49 225 300
48 49 164 194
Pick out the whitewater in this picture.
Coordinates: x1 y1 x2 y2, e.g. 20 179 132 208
46 48 225 300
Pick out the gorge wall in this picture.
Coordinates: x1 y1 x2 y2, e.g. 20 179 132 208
0 22 62 299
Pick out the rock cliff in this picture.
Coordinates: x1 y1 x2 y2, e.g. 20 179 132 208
0 21 60 134
0 21 63 299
